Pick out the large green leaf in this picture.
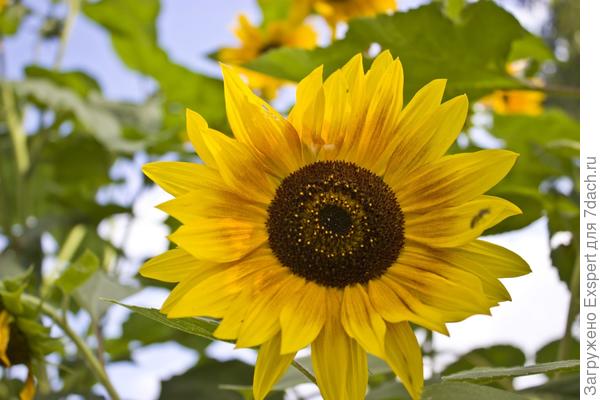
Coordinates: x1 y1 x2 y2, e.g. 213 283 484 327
83 0 228 139
55 249 100 294
535 338 580 365
16 79 143 153
443 360 579 383
423 382 527 400
74 275 137 321
25 66 101 98
246 1 536 100
442 345 526 377
518 374 579 400
158 358 284 400
104 309 211 361
486 109 579 234
105 300 221 341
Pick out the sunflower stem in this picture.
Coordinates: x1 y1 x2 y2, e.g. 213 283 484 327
53 0 80 70
291 360 317 385
557 246 580 361
1 82 29 176
20 293 121 400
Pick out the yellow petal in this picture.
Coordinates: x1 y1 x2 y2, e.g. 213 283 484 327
142 161 220 197
0 310 12 367
316 69 353 159
368 277 449 334
186 108 216 166
395 150 519 213
418 94 469 165
405 196 522 248
384 322 423 400
158 185 266 225
169 217 267 263
335 54 366 153
288 65 324 153
405 243 510 301
222 65 303 177
19 369 36 400
383 79 446 176
185 109 274 204
341 284 386 358
280 281 327 354
311 290 368 400
236 271 304 348
161 251 270 318
459 240 532 278
253 332 296 400
351 60 405 173
389 252 496 317
139 248 208 283
213 286 253 340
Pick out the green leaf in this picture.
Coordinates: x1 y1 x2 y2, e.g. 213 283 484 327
158 358 285 400
508 34 555 63
423 382 528 400
258 0 294 26
0 2 30 36
442 345 526 377
366 380 411 400
486 109 579 233
519 374 579 399
246 1 531 100
104 300 221 341
443 360 579 383
104 310 210 361
15 79 143 153
83 0 227 137
535 338 580 364
55 249 100 294
74 275 137 321
24 66 101 98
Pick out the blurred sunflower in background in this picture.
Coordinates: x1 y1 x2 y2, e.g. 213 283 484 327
218 15 317 99
312 0 396 30
141 51 530 400
0 273 61 400
479 89 545 115
479 60 546 115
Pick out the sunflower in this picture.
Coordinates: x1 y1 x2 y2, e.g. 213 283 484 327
479 89 545 115
218 15 317 99
312 0 396 27
141 51 530 400
1 273 60 400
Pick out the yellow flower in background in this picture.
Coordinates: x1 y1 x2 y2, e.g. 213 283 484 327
0 310 36 400
219 15 317 99
313 0 396 27
479 60 546 115
480 89 545 115
142 51 530 400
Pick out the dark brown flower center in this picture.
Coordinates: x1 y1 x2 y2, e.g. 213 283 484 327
266 161 405 288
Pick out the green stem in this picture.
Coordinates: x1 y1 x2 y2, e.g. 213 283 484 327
291 360 317 385
1 82 29 175
42 224 86 295
53 0 80 70
557 247 580 361
20 293 121 400
523 82 580 97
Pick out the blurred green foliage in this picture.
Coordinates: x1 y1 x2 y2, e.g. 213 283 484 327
0 0 580 398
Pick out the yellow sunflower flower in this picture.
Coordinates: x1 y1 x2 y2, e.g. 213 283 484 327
141 51 530 400
313 0 396 27
219 15 317 99
0 310 36 400
479 89 545 116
